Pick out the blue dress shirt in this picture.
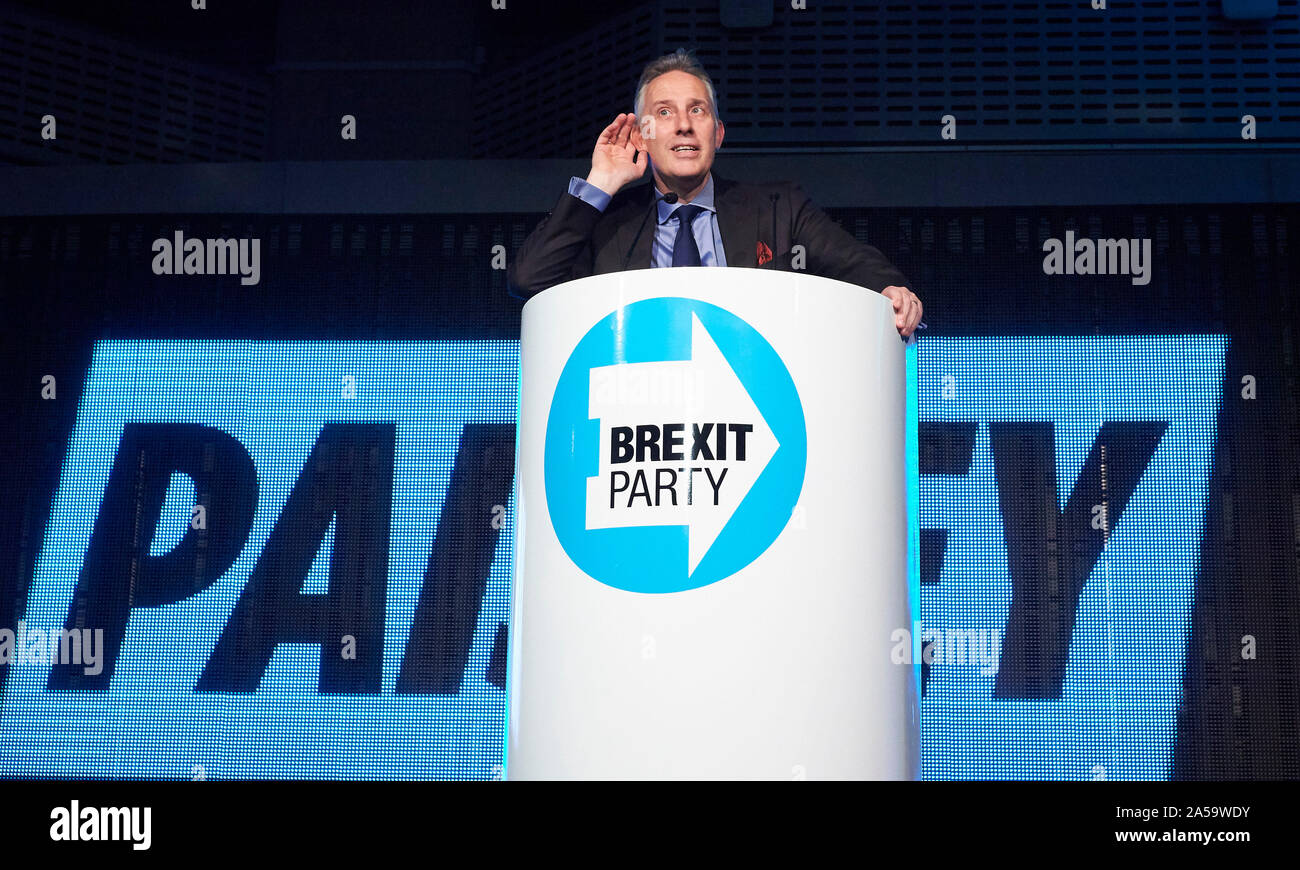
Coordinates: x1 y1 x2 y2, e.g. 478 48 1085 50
566 175 728 268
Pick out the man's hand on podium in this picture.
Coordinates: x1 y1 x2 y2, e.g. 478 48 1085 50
881 285 924 338
586 113 648 197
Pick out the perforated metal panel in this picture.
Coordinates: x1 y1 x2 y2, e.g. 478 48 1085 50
471 4 661 158
474 0 1300 155
0 5 270 165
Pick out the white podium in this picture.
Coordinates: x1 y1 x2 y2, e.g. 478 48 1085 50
506 267 920 780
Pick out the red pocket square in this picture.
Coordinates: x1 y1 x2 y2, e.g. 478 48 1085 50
757 241 773 266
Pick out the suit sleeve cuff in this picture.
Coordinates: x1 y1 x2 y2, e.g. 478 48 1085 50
567 176 613 213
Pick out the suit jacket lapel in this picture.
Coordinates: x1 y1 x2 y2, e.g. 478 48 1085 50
714 174 757 268
610 183 657 270
631 194 656 269
614 174 755 269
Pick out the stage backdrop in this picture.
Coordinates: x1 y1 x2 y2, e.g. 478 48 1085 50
0 204 1295 780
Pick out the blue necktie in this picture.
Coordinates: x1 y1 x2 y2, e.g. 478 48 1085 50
671 204 704 267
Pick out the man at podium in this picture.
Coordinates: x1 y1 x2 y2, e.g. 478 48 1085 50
507 48 924 338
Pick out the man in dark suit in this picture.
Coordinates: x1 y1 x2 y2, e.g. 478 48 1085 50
507 49 924 338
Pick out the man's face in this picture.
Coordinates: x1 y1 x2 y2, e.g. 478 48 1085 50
632 70 725 190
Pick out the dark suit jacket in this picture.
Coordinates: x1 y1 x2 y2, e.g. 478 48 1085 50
506 173 910 300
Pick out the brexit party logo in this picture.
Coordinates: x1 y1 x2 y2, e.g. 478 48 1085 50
543 297 807 593
0 332 1226 781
